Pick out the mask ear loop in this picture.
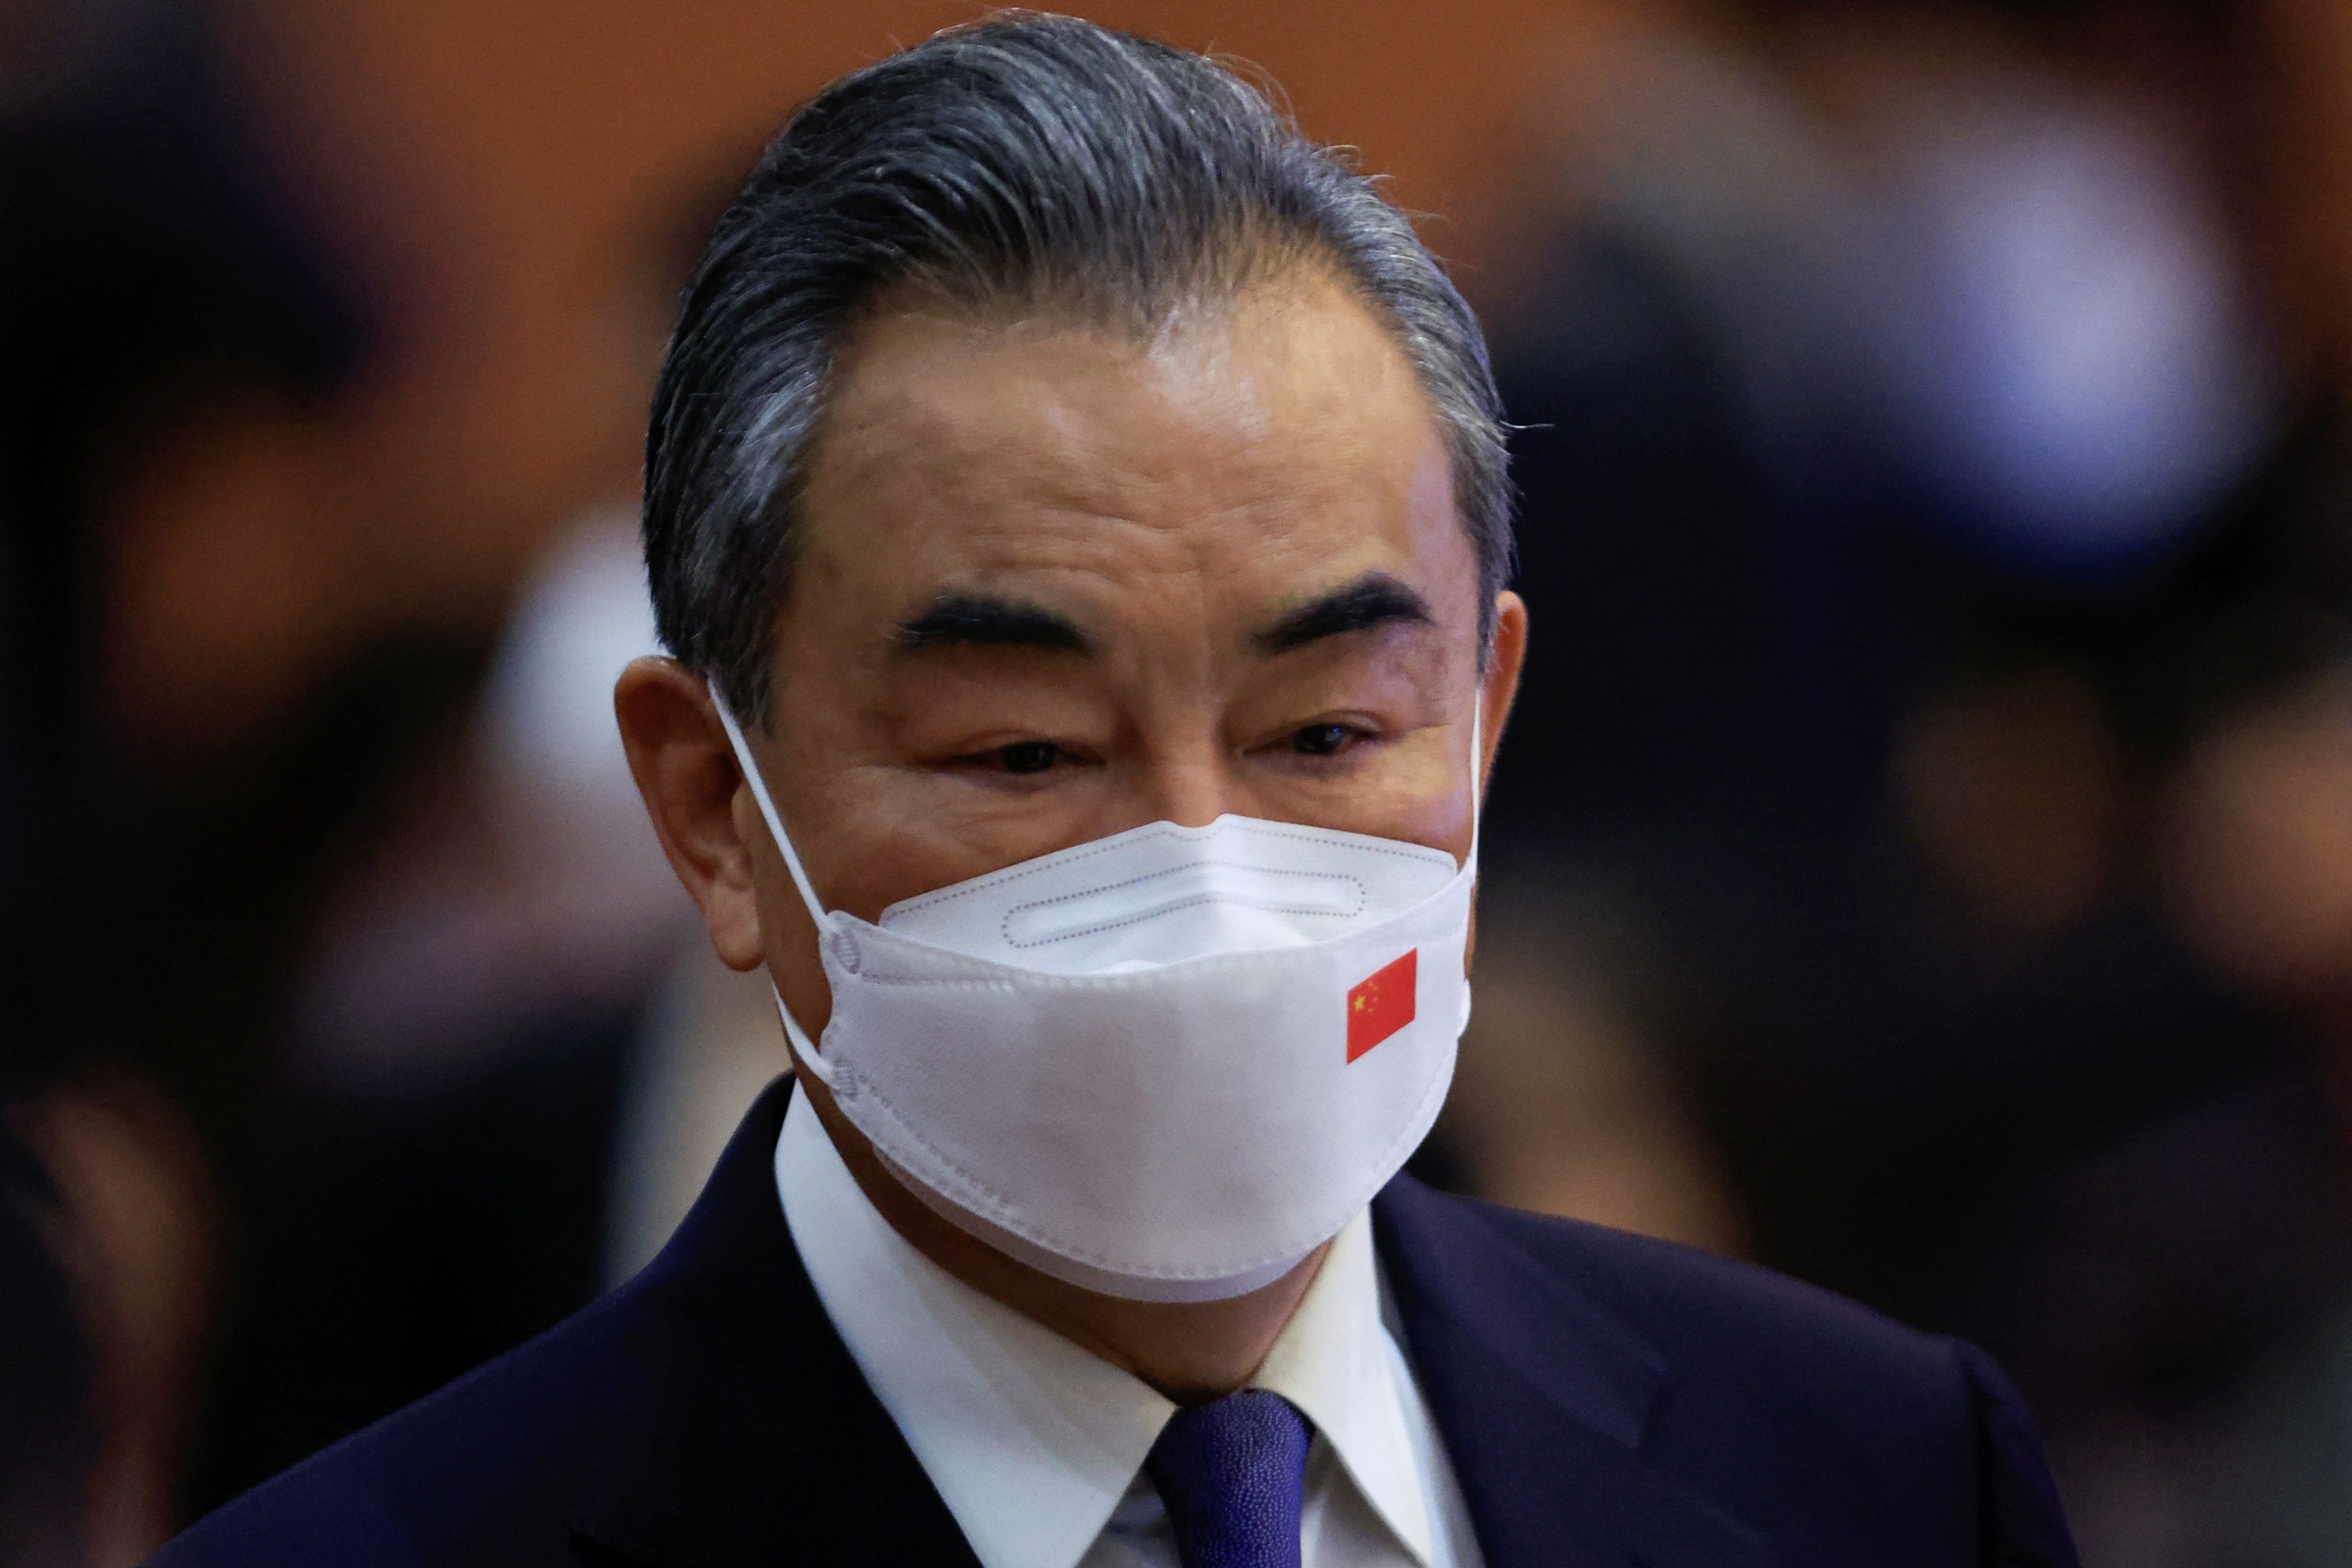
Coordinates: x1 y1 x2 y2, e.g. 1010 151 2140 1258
1456 697 1484 1031
712 692 828 924
710 689 839 1080
1467 697 1484 869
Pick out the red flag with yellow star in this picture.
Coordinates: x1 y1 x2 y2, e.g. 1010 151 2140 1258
1347 950 1417 1062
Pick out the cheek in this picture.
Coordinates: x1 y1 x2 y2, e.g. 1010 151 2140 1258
1251 721 1479 858
785 760 1103 922
1375 733 1481 856
790 782 974 919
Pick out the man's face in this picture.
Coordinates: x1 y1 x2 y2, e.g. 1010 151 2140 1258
755 269 1517 902
630 270 1525 1030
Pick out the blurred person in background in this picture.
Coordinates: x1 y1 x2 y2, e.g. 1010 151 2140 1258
157 17 2078 1566
1 0 372 1557
186 162 749 1498
201 489 779 1505
0 0 690 1549
1456 0 2352 1561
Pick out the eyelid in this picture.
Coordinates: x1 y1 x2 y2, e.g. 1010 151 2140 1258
1300 712 1383 737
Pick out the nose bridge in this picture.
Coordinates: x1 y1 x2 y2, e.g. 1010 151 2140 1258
1140 747 1240 829
1112 614 1239 829
1127 689 1246 830
1123 685 1239 826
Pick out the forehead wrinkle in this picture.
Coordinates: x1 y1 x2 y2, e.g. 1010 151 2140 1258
810 373 1167 553
817 276 1431 503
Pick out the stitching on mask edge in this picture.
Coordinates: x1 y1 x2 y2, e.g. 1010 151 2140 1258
996 866 1368 949
885 820 1458 923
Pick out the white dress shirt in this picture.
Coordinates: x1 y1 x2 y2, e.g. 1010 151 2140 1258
773 1084 1486 1568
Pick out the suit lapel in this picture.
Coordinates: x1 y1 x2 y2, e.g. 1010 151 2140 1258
1373 1178 1775 1568
570 1078 981 1568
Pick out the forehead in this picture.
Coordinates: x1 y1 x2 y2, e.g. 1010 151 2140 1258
794 275 1464 605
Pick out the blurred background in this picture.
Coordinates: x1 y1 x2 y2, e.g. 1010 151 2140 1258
3 0 2350 1562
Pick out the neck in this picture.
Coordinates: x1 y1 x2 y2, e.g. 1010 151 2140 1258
796 1068 1327 1404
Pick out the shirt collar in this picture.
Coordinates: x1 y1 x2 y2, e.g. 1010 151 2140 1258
1254 1203 1438 1564
773 1083 1437 1568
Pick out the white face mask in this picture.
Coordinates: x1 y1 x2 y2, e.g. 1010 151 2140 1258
714 697 1478 1301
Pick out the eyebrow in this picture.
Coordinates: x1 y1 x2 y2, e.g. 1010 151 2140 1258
1254 572 1434 656
893 592 1092 654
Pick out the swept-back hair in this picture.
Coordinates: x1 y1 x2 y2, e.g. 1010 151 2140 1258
643 11 1511 721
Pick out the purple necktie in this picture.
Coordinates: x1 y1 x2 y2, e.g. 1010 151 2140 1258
1145 1389 1314 1568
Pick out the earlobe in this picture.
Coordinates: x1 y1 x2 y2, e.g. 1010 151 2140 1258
612 656 768 971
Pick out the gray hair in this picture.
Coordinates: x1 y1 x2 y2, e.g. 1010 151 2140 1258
643 11 1512 723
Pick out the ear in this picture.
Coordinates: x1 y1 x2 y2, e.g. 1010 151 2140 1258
1463 591 1525 977
1478 590 1528 793
614 656 766 970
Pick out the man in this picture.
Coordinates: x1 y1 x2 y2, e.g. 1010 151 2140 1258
154 16 2079 1567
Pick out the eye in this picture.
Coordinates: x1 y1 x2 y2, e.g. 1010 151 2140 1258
995 740 1062 774
1291 723 1355 758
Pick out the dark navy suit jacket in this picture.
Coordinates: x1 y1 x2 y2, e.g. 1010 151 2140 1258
154 1079 2078 1566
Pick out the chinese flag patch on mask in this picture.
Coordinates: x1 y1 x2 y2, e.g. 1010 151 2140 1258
1347 950 1418 1062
